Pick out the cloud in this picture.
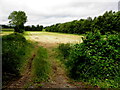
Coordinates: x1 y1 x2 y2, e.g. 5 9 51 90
0 0 119 26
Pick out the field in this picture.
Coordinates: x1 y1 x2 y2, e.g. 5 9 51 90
25 31 83 44
1 31 83 43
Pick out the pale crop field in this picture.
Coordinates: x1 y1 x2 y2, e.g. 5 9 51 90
1 31 84 45
25 31 83 44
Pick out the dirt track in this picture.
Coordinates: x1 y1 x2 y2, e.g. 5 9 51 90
27 32 85 88
6 32 88 88
7 53 36 88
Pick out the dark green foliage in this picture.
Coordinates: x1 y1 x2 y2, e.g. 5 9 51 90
92 11 120 34
2 33 27 75
1 24 14 28
25 25 43 31
8 11 27 33
3 33 26 42
58 43 71 59
67 31 120 80
14 24 24 33
45 11 120 34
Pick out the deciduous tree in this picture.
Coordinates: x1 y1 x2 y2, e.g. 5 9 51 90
8 11 27 33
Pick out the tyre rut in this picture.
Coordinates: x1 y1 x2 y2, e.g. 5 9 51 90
7 53 36 88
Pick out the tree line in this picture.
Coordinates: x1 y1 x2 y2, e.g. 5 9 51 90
45 11 120 34
1 24 43 31
0 25 14 28
6 10 120 33
24 25 43 31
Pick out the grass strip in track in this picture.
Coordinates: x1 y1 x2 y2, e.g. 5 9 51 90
32 46 51 82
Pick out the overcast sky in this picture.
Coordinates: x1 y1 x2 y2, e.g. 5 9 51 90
0 0 119 26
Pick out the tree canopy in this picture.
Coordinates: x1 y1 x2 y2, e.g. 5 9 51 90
8 11 27 33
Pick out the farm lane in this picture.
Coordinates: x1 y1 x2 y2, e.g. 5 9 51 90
27 32 85 88
6 32 85 88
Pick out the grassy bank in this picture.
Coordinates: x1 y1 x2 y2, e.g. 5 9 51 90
2 33 35 86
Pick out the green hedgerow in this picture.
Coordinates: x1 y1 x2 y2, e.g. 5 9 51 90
67 31 120 80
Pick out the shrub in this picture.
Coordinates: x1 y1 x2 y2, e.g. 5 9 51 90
2 33 26 42
66 31 120 80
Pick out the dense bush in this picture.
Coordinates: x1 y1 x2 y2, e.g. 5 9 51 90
58 31 120 88
66 31 120 80
45 11 120 34
67 32 120 79
2 33 27 75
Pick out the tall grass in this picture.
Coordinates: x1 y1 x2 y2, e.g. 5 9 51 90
19 40 36 74
88 77 120 88
32 47 51 82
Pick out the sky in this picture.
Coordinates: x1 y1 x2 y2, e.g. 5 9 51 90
0 0 119 26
